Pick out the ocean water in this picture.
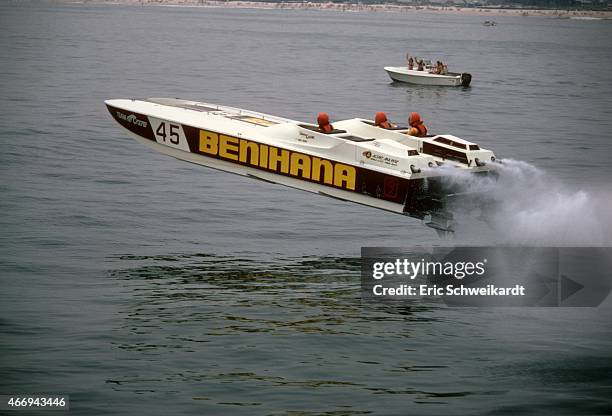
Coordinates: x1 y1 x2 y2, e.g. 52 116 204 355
1 3 612 414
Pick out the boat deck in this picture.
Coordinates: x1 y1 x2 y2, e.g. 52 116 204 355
145 97 295 129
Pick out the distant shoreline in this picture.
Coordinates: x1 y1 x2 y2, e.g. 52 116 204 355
60 0 612 20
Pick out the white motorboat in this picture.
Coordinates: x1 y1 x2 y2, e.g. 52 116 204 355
105 98 496 230
384 66 472 87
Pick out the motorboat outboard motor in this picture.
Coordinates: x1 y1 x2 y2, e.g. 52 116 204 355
460 73 472 87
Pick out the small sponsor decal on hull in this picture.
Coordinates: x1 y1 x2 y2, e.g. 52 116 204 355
109 107 155 141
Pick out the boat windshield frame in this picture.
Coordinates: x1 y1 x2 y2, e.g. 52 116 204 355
298 124 347 135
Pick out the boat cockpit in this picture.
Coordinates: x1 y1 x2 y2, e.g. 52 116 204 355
334 118 496 169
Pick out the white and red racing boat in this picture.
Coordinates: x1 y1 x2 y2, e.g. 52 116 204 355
105 98 497 231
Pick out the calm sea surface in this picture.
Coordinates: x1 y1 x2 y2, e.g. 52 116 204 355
1 3 612 415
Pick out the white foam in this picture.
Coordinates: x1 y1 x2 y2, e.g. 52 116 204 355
439 160 612 245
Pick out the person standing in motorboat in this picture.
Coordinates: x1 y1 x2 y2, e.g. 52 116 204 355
406 112 428 137
406 53 414 70
431 61 442 74
416 59 424 71
441 62 449 75
406 55 414 70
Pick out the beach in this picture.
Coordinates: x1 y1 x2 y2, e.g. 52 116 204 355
61 0 612 19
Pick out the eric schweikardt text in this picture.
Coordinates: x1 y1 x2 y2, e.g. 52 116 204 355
367 256 525 300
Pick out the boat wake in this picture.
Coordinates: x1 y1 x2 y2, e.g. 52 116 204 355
438 160 612 245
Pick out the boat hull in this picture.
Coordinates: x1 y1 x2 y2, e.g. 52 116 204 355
105 100 450 220
384 66 471 87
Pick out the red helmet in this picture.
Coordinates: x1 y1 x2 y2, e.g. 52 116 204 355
409 112 422 127
317 112 330 127
375 112 388 125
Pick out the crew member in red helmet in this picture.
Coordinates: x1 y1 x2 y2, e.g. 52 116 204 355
317 112 334 133
406 112 428 137
374 112 394 129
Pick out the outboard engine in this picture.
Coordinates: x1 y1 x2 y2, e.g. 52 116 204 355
460 73 472 87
